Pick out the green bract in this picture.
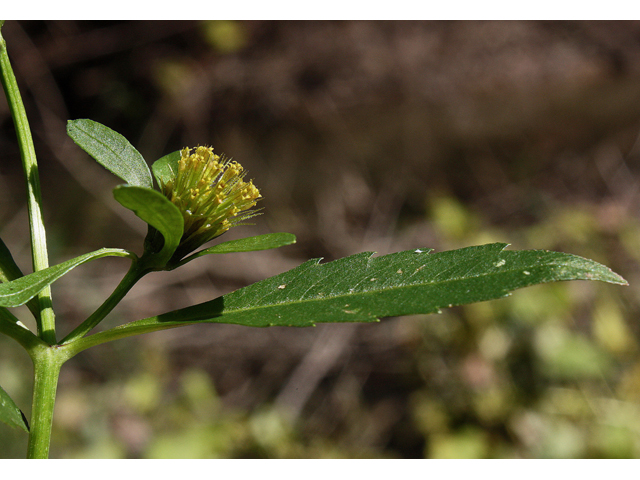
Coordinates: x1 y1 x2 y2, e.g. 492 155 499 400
113 185 184 267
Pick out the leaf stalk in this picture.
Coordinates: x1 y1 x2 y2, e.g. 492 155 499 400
60 257 150 344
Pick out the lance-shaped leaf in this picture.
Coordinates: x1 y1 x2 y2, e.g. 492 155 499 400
1 237 42 320
0 248 134 308
173 233 297 268
113 185 184 265
0 384 29 432
76 244 627 348
67 119 153 189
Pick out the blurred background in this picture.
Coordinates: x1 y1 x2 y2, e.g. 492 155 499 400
1 20 640 458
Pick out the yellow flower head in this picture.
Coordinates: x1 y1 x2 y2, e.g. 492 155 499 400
160 146 261 255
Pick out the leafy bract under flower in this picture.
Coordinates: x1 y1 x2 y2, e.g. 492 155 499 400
160 146 261 256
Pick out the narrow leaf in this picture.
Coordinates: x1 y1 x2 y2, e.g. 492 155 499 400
1 237 42 320
0 236 24 284
67 119 153 189
0 248 134 308
175 233 297 266
95 244 627 336
151 150 181 187
113 185 183 265
0 384 29 432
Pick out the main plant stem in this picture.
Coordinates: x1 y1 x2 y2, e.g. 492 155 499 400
26 347 65 459
0 22 56 344
1 21 60 458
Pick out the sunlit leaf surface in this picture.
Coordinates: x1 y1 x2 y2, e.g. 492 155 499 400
113 185 184 265
176 233 297 266
0 248 133 308
113 243 626 331
67 119 153 189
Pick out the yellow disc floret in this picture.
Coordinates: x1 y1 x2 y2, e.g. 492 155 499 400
160 146 261 255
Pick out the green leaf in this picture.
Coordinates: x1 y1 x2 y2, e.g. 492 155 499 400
0 384 29 432
175 233 297 266
113 185 184 265
67 119 153 189
196 233 296 254
151 150 181 187
0 236 24 284
1 237 44 320
98 243 627 334
0 248 134 308
1 236 44 324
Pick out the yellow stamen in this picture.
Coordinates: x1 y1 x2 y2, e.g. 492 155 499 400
161 146 262 254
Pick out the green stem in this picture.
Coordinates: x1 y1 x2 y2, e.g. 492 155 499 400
65 320 184 357
60 259 149 344
0 23 56 344
26 346 69 459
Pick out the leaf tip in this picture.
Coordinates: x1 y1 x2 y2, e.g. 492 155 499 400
609 272 628 286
